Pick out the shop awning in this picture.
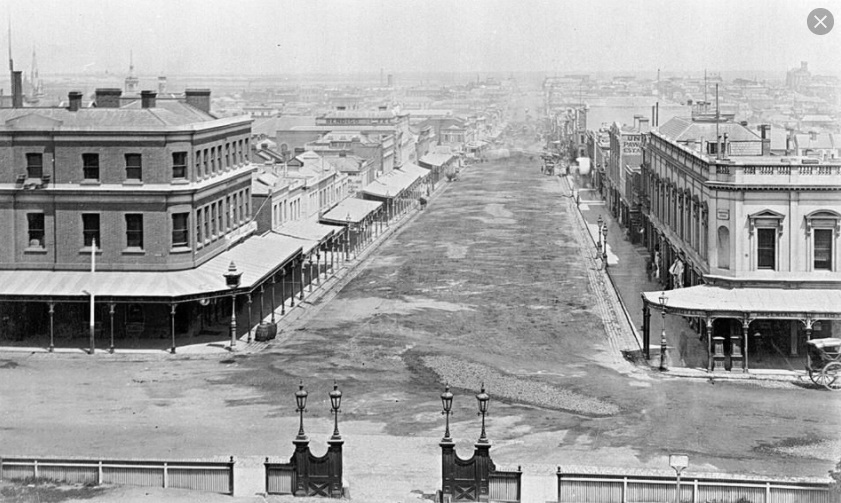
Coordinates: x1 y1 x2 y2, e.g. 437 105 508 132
320 198 383 225
642 285 841 319
419 152 454 167
273 216 340 255
0 234 303 303
399 162 431 180
358 169 420 199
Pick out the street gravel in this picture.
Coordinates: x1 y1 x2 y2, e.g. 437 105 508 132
422 355 620 416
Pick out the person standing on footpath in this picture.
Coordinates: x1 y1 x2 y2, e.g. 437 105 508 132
645 255 653 282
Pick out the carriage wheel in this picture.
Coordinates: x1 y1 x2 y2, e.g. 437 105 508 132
821 362 841 391
807 368 820 385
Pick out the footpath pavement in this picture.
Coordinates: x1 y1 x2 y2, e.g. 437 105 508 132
0 175 454 359
565 175 809 384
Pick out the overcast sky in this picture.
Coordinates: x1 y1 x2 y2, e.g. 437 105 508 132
7 0 840 77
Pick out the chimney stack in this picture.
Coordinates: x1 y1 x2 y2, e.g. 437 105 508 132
184 88 211 114
68 91 83 112
157 76 167 94
94 88 122 108
639 117 650 133
655 102 659 127
722 133 729 157
633 114 642 129
141 90 157 109
760 125 771 156
12 70 23 108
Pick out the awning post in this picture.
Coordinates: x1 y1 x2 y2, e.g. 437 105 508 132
48 302 55 353
169 303 176 354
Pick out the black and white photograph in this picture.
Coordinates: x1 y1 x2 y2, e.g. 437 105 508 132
0 1 839 501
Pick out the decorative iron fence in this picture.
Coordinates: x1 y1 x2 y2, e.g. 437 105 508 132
557 469 833 503
0 457 233 495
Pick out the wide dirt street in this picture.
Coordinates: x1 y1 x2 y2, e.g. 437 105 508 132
1 153 839 502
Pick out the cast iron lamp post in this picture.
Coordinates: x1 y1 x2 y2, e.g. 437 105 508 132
295 381 308 441
596 215 604 251
441 383 453 442
659 291 668 371
329 381 343 440
602 225 609 268
345 213 352 260
223 261 242 351
476 383 489 445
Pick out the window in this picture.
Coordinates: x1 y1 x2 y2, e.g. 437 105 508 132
210 204 217 236
172 152 187 179
82 214 101 248
125 154 142 181
26 153 43 179
171 213 189 248
203 206 209 242
82 154 99 180
814 229 832 270
757 228 776 270
27 213 45 248
125 214 143 249
216 201 222 235
196 208 203 244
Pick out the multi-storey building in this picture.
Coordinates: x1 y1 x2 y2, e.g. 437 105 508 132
0 88 310 347
1 88 253 272
639 112 840 371
606 116 648 239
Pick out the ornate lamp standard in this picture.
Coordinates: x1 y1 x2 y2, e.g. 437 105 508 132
659 291 668 371
345 213 352 260
476 383 490 445
329 381 343 440
596 215 604 251
223 261 242 351
602 225 609 268
440 383 453 442
295 381 308 441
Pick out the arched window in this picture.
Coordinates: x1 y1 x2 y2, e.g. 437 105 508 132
717 226 730 269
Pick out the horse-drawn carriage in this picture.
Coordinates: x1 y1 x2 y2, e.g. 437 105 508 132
805 338 841 390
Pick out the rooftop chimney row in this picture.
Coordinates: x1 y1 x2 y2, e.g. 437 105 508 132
141 90 157 109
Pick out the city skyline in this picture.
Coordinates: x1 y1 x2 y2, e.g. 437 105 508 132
5 0 840 77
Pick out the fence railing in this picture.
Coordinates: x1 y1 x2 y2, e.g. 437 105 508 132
557 469 833 503
489 467 522 502
0 457 233 495
265 460 296 495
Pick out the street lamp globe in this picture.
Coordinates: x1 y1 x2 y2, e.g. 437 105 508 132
224 261 242 289
659 291 668 308
330 381 343 411
597 215 603 229
295 381 308 411
658 291 669 371
602 225 608 238
441 384 454 413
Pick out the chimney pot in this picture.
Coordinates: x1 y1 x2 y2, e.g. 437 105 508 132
68 91 83 111
639 117 650 133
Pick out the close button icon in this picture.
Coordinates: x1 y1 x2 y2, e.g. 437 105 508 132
808 8 834 35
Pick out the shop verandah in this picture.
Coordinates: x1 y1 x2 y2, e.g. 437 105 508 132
641 285 841 373
0 226 349 352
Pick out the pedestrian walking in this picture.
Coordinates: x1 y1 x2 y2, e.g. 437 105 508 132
645 256 653 282
678 329 690 367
